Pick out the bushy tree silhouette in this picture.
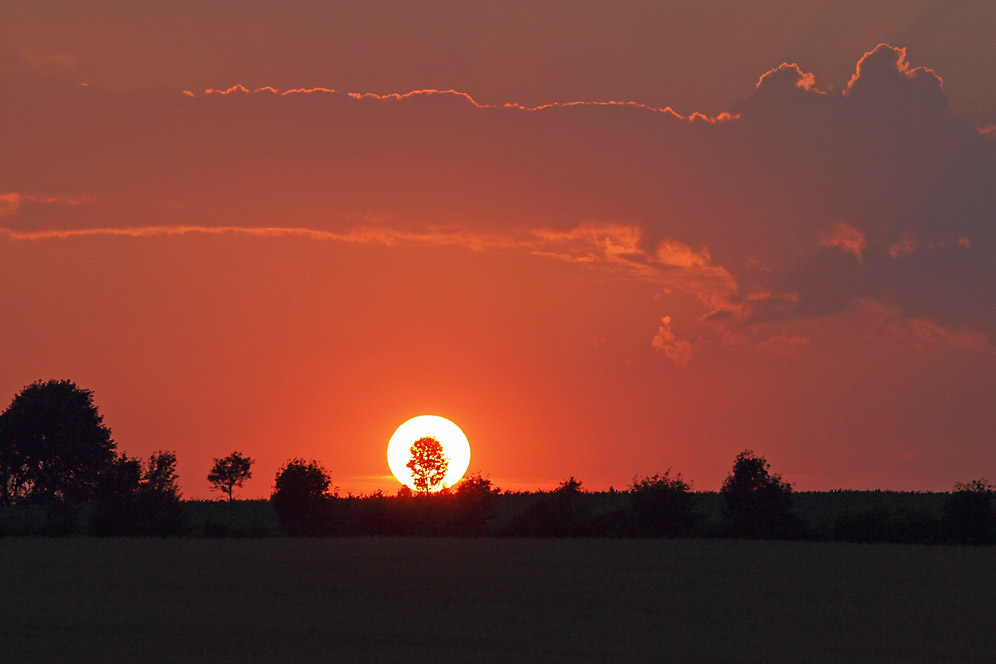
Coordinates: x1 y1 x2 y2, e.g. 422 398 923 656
452 472 500 534
406 436 449 495
271 458 336 535
0 380 116 505
557 476 583 494
92 450 185 536
721 450 805 539
943 479 996 545
208 451 254 500
629 471 697 537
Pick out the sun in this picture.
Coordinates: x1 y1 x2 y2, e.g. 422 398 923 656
387 415 471 491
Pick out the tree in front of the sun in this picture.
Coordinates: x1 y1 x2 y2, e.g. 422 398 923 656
208 451 255 501
406 436 449 495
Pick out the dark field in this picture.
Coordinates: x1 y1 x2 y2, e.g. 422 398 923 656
1 538 993 663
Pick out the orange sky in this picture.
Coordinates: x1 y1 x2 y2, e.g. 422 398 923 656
2 2 995 497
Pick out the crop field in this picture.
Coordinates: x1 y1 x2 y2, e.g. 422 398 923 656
1 538 993 663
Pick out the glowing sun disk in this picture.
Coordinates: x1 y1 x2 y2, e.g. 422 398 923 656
387 415 471 491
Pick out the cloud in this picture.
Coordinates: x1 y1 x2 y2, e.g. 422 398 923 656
729 44 995 345
0 48 76 77
0 193 20 216
186 83 737 122
0 192 86 217
888 232 917 259
1 43 993 350
651 316 697 367
819 222 866 261
752 333 811 359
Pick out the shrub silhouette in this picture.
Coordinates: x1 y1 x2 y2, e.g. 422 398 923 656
629 471 698 537
451 472 500 535
721 450 806 539
504 477 592 536
208 451 255 501
942 479 996 545
271 458 336 535
406 436 449 495
0 380 116 505
92 450 186 536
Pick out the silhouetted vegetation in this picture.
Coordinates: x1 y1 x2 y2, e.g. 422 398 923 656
271 459 337 535
833 506 943 544
208 451 254 501
451 472 500 535
0 380 116 505
92 451 186 536
1 379 994 544
942 479 996 545
0 380 186 536
629 471 698 537
502 477 597 536
720 450 807 539
406 436 449 495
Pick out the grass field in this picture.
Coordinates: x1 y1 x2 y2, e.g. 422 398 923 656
1 538 993 663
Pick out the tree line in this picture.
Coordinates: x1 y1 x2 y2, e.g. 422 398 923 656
1 379 993 544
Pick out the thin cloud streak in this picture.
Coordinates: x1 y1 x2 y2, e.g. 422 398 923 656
188 84 738 122
0 221 740 311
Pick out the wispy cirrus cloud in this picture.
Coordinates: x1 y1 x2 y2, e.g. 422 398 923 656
0 192 88 216
187 84 737 122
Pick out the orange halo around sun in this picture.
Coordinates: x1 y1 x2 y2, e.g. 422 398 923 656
387 415 471 491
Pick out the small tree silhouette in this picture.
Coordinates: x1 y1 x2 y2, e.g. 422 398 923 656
406 436 449 495
208 451 254 501
557 476 583 494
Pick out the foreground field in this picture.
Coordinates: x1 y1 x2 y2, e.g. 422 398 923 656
1 538 992 663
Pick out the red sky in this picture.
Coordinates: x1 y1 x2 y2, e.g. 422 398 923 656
2 1 995 497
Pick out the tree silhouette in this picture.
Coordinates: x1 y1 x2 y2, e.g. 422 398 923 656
452 471 500 534
629 471 697 537
557 476 583 494
92 450 185 536
721 449 805 539
406 436 449 495
0 380 116 505
271 458 336 534
208 451 254 500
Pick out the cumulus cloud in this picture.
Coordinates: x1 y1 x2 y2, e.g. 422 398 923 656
651 316 698 366
819 222 867 261
1 43 992 349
